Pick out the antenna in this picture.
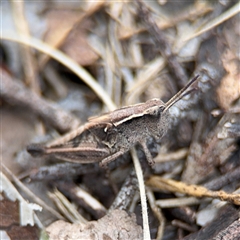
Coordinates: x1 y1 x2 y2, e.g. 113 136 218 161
163 75 200 112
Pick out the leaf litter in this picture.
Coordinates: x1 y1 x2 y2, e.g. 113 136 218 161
0 1 240 239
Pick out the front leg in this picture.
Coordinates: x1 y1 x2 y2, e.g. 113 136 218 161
100 141 155 167
140 140 155 166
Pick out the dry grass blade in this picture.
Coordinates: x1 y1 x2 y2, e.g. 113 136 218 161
126 57 165 105
1 32 116 111
147 176 240 205
154 148 188 163
2 164 64 220
131 148 151 240
183 2 240 42
10 0 40 94
147 189 165 240
48 189 87 224
156 197 202 208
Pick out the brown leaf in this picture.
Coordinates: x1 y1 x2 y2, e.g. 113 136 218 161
7 225 39 240
0 198 19 227
42 9 99 66
61 19 99 66
0 197 40 240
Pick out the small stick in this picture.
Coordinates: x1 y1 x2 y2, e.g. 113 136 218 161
109 170 138 211
1 70 80 133
136 0 188 87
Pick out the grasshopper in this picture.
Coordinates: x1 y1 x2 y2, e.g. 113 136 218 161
27 75 199 167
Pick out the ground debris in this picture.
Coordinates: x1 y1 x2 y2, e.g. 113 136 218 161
1 1 239 239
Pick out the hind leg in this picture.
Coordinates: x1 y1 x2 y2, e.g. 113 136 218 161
99 149 127 167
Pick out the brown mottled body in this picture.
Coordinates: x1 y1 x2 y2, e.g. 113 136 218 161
27 76 199 167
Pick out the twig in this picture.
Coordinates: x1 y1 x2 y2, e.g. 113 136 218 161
1 70 80 133
183 205 239 240
135 0 188 87
172 219 198 233
213 218 240 240
147 176 240 205
29 163 100 181
203 166 240 191
109 169 138 211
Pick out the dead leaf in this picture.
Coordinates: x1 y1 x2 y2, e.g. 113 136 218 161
0 195 40 240
61 19 99 66
42 9 98 66
0 197 19 227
